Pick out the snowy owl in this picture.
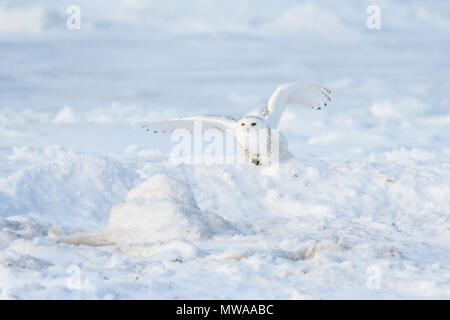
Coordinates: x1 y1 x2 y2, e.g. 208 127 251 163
142 82 331 165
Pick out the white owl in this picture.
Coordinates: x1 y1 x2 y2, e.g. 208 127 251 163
143 82 331 165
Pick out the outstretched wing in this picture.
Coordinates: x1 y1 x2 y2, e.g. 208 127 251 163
261 82 332 128
142 115 236 134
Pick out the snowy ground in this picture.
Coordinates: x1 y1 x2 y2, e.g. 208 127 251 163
0 0 449 299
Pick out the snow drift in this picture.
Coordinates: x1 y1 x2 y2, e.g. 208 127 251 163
61 173 238 246
0 149 136 230
0 149 449 298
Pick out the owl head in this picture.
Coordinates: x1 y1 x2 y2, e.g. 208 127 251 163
237 117 264 131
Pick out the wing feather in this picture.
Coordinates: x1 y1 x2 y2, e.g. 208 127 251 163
142 115 236 134
262 82 332 128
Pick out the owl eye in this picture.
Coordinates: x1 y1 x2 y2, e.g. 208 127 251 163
251 122 257 126
241 123 245 126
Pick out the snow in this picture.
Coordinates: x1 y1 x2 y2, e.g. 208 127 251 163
53 106 77 124
62 174 238 245
0 148 137 231
0 0 449 299
0 7 45 34
1 154 449 299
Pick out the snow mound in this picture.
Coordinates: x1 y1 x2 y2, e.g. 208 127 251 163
0 151 137 230
62 174 237 246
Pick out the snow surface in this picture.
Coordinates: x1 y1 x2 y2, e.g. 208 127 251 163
0 0 449 299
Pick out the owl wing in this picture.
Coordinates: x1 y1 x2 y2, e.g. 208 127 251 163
142 115 237 134
260 82 332 129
